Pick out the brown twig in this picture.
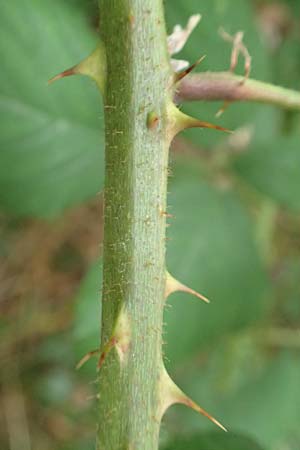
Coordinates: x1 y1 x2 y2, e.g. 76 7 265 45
219 28 251 82
177 71 300 111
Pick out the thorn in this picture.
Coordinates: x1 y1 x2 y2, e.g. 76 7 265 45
97 306 132 371
167 102 232 142
48 45 106 93
175 55 206 82
189 119 232 133
114 306 131 364
48 68 76 85
97 336 117 370
182 397 228 432
165 272 209 303
157 366 227 431
76 349 100 370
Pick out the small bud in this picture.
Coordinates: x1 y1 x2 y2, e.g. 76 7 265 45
113 306 131 364
147 111 159 130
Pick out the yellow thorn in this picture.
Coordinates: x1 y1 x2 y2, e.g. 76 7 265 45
167 102 232 142
97 336 117 370
181 397 228 432
114 306 131 365
76 308 131 372
175 55 206 82
157 366 227 431
48 67 76 85
96 306 132 371
48 45 106 93
76 348 100 370
165 272 209 303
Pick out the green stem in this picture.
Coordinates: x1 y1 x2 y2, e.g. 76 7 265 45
97 1 172 449
178 72 300 110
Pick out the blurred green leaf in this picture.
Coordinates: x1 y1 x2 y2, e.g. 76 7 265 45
35 369 73 406
0 1 299 450
234 135 300 211
275 258 300 323
165 164 269 365
272 33 300 91
162 431 265 450
166 349 300 449
0 0 103 217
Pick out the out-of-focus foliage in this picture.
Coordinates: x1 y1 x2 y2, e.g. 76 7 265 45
1 0 300 450
162 432 265 450
235 136 300 210
166 166 268 365
0 0 103 217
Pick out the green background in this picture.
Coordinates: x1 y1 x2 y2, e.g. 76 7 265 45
1 1 300 449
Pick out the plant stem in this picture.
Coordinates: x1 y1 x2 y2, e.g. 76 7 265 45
97 1 172 449
177 72 300 110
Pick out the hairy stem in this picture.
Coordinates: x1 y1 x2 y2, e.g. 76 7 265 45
177 71 300 110
97 1 172 449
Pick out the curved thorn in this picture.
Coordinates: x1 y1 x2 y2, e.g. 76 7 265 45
48 45 106 93
191 119 232 133
97 336 117 371
97 306 132 370
76 348 100 370
181 397 228 432
48 67 76 85
167 102 232 142
158 366 227 431
175 55 206 82
165 272 209 303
